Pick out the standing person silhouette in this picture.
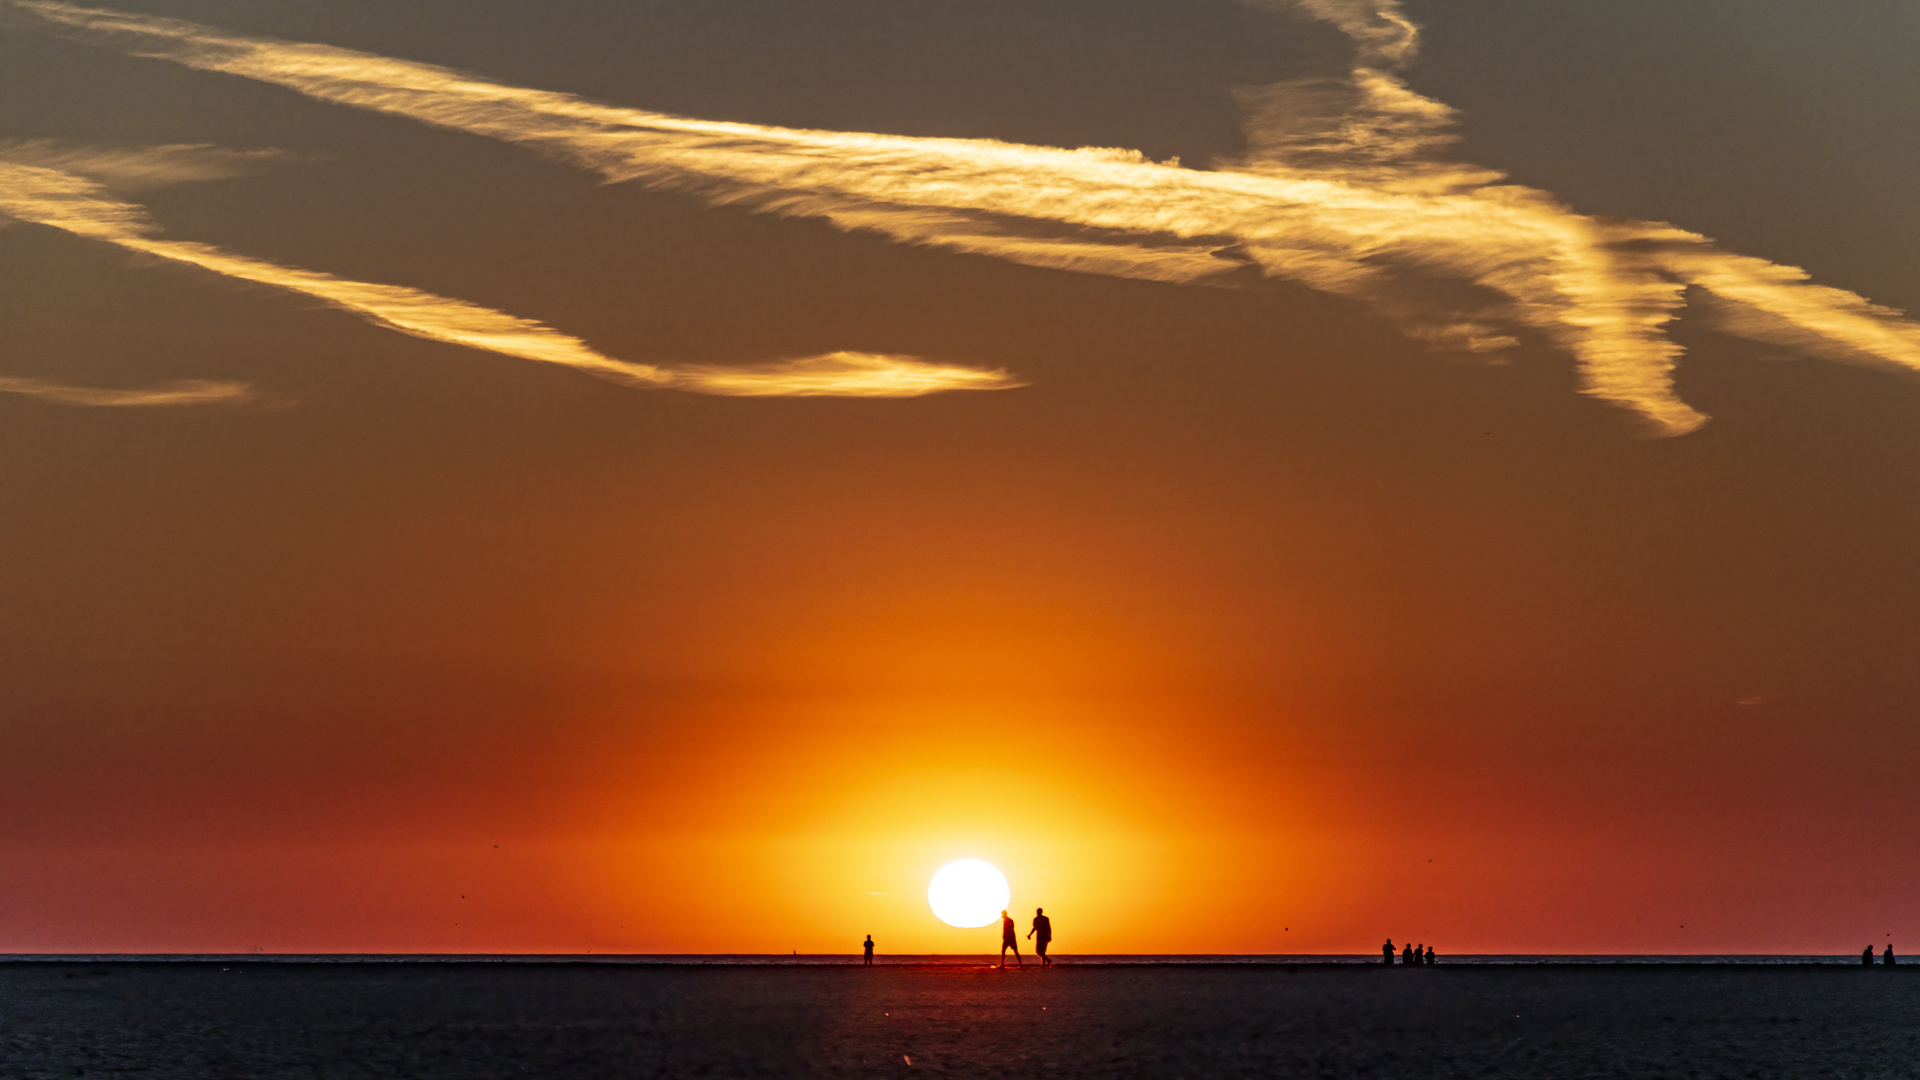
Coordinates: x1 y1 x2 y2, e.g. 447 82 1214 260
1424 945 1435 965
1885 944 1896 967
1864 946 1875 966
1028 908 1053 968
1402 942 1415 966
999 910 1023 968
1382 938 1395 965
863 935 874 966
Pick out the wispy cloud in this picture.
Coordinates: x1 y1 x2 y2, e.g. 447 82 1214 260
675 352 1023 397
0 155 1015 398
11 0 1919 433
1239 0 1920 424
0 138 296 190
0 375 254 406
1255 0 1420 67
0 158 671 387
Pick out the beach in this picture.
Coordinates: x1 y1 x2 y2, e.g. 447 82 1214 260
6 960 1919 1077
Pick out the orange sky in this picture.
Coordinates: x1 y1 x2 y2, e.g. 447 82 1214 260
2 0 1919 955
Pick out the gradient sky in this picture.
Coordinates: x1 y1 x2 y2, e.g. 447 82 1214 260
2 0 1918 955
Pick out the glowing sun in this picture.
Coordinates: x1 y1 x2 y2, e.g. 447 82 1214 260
927 859 1010 928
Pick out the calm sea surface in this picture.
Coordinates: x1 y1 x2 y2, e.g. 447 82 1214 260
7 956 1917 1077
0 953 1884 965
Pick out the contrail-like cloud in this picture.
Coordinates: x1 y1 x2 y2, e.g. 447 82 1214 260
8 0 1920 432
0 374 254 406
676 351 1026 397
0 156 1017 398
1239 0 1920 404
0 138 296 190
1264 0 1420 67
0 158 672 387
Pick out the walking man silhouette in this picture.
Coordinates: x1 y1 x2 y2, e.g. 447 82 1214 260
1382 938 1395 965
1028 907 1053 968
863 934 874 966
999 910 1023 968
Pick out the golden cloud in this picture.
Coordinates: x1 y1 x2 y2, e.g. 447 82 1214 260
8 0 1920 432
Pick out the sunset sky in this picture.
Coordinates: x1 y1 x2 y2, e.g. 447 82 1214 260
3 0 1919 956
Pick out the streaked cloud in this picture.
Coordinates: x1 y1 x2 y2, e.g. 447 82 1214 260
1232 0 1920 432
0 138 296 190
675 352 1022 397
9 0 1920 432
0 375 255 407
0 156 1012 399
0 158 672 388
1255 0 1419 67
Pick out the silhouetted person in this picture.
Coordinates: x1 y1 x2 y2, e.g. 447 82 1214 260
999 910 1023 968
1382 938 1395 965
1403 943 1415 966
1425 945 1435 965
863 935 874 966
1028 908 1053 968
1886 944 1896 967
1864 946 1875 966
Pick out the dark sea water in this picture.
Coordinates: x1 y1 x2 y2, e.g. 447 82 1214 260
6 957 1917 1077
0 952 1886 964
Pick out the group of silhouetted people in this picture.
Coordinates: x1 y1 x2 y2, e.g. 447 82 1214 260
1383 938 1435 965
860 907 1055 969
1863 944 1896 966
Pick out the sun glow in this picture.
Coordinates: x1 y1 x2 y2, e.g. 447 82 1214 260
927 859 1010 928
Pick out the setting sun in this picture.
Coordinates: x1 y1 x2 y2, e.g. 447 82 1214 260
927 860 1010 928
